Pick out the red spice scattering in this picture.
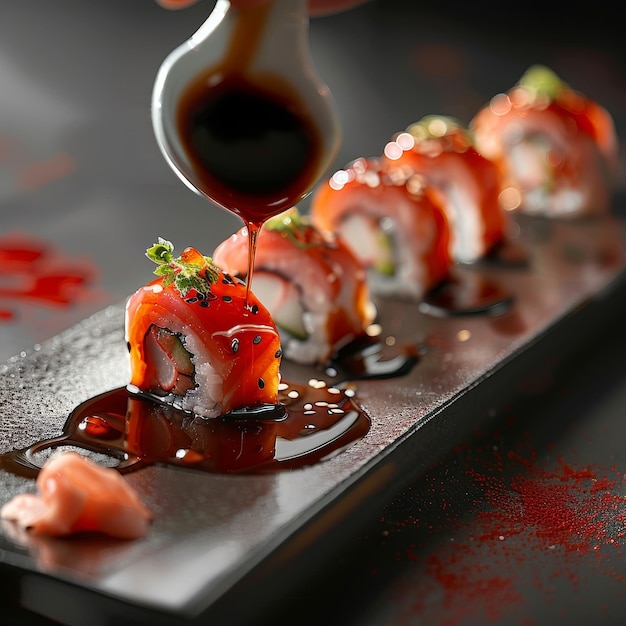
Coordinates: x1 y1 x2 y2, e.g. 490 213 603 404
0 451 152 539
464 450 626 553
375 430 626 625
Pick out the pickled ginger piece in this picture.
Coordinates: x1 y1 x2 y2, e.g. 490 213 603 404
1 451 152 539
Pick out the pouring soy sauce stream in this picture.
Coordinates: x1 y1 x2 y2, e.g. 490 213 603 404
152 0 341 306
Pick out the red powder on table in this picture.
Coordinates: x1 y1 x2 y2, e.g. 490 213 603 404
374 427 626 626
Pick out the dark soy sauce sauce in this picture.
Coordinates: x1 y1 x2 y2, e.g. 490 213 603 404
473 238 530 270
178 74 323 225
327 334 420 382
0 380 369 478
419 269 514 318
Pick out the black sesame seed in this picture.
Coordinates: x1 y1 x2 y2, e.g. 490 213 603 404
222 274 235 285
186 297 198 303
222 295 232 302
250 304 259 314
258 378 265 389
200 300 209 307
231 338 239 353
253 335 262 345
275 348 283 359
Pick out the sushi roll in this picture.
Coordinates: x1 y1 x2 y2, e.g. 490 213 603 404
309 156 453 301
381 115 508 265
212 207 377 366
125 238 282 418
470 65 619 218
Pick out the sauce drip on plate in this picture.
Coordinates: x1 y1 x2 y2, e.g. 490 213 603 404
420 271 514 318
0 380 369 477
328 333 420 381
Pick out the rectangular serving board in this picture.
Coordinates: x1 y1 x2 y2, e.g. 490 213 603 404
2 210 626 625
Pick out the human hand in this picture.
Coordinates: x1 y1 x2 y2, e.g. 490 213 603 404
155 0 368 17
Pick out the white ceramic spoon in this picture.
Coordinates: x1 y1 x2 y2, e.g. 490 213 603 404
151 0 341 221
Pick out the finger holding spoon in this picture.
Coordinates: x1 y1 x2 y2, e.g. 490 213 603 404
155 0 370 17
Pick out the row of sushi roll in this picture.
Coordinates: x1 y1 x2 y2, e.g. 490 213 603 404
1 64 619 539
309 65 619 303
125 64 621 419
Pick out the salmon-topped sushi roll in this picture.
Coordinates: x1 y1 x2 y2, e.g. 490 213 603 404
470 65 619 218
309 156 453 300
382 115 508 265
125 238 282 418
213 208 376 366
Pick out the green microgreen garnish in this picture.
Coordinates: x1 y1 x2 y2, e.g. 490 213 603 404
264 207 313 248
407 115 467 141
518 65 568 102
265 207 305 232
146 237 219 297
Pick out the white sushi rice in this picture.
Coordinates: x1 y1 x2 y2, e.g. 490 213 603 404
149 318 223 419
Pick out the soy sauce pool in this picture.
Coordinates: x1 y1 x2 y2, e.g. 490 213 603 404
0 379 369 478
419 271 514 318
328 332 420 381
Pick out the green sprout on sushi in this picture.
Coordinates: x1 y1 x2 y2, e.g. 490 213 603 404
146 237 220 298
